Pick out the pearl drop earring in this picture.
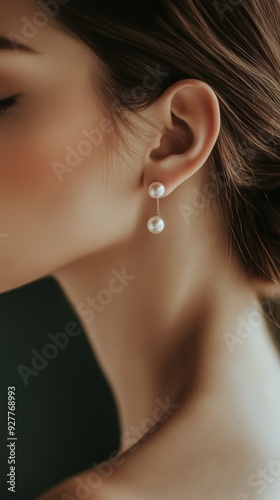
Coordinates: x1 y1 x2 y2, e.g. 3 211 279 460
147 181 165 234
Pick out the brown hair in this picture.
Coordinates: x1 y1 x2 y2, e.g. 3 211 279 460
54 0 280 327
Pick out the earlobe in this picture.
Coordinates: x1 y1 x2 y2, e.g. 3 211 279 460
142 79 221 196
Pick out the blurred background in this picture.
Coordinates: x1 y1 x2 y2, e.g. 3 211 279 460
0 277 120 500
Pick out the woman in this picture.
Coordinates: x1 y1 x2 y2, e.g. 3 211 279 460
1 0 280 498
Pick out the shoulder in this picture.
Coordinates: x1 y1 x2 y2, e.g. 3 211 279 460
36 464 132 500
45 458 280 500
36 402 280 500
36 449 280 500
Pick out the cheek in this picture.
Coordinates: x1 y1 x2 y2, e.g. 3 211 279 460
0 114 111 292
1 140 56 201
0 103 109 213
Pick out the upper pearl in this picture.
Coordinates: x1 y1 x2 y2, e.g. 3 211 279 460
148 182 165 199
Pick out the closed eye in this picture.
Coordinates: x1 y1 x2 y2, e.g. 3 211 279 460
0 95 21 114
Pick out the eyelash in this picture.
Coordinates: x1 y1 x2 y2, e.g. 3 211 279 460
0 95 21 114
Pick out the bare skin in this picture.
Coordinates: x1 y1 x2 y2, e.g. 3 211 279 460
1 2 280 499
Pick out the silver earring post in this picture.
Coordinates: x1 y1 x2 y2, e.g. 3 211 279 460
147 181 165 234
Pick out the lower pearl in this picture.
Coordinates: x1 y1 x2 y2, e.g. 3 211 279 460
147 216 165 234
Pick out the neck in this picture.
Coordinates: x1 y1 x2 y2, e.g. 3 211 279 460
52 195 280 453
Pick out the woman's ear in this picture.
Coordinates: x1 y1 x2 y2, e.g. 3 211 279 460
142 79 221 196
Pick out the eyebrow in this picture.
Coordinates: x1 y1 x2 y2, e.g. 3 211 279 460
0 35 38 54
